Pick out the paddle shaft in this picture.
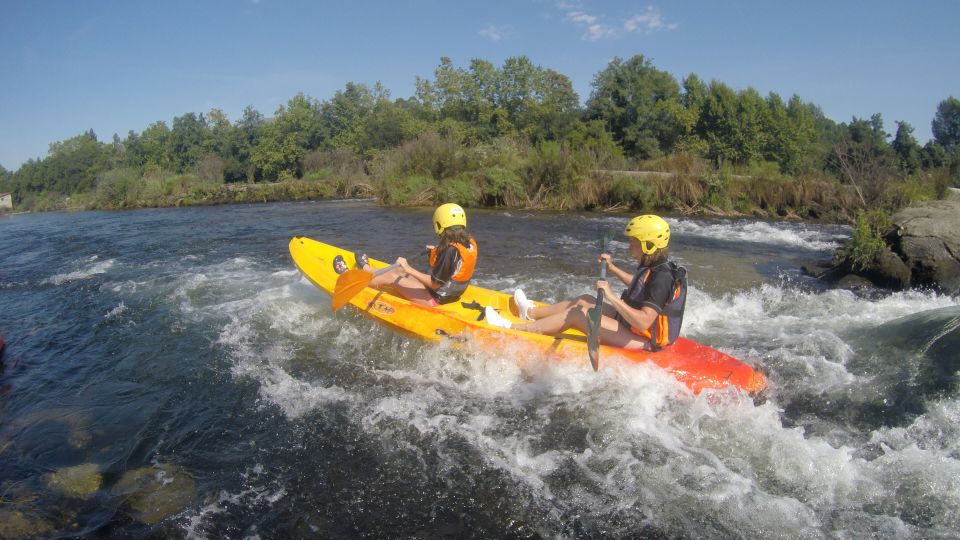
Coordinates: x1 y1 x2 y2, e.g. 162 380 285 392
594 259 608 308
586 240 610 371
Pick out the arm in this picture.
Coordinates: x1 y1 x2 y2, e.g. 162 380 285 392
600 253 633 285
396 257 439 290
597 280 658 330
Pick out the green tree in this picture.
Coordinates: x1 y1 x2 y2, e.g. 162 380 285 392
585 55 682 158
236 106 264 181
199 108 252 183
681 73 707 111
169 112 209 172
920 140 949 169
830 115 896 206
696 81 739 165
252 94 325 180
891 121 921 173
734 87 769 164
126 121 173 169
519 68 580 142
321 83 376 147
418 56 580 142
431 56 471 122
784 95 824 173
932 96 960 150
360 98 425 153
44 131 109 194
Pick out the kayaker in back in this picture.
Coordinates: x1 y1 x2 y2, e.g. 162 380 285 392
336 203 478 307
486 214 687 352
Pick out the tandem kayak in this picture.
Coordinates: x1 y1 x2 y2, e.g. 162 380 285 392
289 236 767 394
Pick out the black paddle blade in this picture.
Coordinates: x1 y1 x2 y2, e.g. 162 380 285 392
587 305 601 371
600 229 613 249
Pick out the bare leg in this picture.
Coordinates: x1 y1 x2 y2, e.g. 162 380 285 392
525 294 594 320
524 294 619 320
513 305 650 350
369 267 437 306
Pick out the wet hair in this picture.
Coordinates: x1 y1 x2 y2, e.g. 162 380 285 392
640 247 669 267
437 225 472 251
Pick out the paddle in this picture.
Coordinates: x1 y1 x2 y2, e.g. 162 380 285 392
331 248 432 311
332 264 396 311
586 229 613 371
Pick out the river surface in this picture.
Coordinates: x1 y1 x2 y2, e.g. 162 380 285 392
0 201 958 538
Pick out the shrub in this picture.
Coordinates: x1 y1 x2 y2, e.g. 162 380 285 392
380 174 435 206
195 154 225 183
525 141 586 198
480 166 525 206
301 170 331 182
301 148 368 196
436 173 482 206
94 167 142 209
647 174 704 208
638 153 711 175
609 175 654 209
835 209 892 270
701 172 730 209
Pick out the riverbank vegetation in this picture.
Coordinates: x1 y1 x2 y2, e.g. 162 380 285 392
2 55 958 222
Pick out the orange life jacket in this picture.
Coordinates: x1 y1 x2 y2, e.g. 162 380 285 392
428 237 478 284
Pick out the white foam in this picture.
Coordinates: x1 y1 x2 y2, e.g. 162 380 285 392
105 302 127 320
672 219 846 251
44 257 116 285
159 234 960 537
589 215 848 251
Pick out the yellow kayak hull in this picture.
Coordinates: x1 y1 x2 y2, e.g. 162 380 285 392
289 236 767 394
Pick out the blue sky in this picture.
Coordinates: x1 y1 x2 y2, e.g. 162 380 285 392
2 0 958 171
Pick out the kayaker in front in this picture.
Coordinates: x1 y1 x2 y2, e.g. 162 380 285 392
486 214 686 352
339 203 478 307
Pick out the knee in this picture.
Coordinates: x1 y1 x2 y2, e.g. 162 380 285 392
564 305 589 325
574 295 593 308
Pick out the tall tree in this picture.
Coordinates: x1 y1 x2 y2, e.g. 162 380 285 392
126 121 173 170
523 68 580 142
920 140 949 169
696 81 739 165
830 115 896 206
932 96 960 150
253 93 325 180
321 83 375 147
585 55 682 158
734 87 769 164
891 121 921 173
169 112 209 172
784 95 824 173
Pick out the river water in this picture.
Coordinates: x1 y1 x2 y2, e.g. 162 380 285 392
0 200 958 538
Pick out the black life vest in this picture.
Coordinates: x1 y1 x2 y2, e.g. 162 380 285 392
620 262 687 350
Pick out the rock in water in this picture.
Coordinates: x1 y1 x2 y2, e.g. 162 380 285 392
45 463 101 499
891 200 960 294
111 464 197 525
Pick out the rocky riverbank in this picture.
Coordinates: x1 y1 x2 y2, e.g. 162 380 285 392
804 200 960 294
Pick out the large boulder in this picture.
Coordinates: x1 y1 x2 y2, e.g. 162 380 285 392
803 200 960 294
889 200 960 294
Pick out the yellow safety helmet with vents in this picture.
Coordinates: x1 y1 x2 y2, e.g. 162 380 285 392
624 215 670 254
432 203 467 235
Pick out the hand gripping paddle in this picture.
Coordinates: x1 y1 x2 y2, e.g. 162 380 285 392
586 229 612 371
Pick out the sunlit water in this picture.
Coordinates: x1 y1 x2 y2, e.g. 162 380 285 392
0 201 957 538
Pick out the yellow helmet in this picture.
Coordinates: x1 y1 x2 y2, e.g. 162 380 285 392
624 215 670 254
433 203 467 235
